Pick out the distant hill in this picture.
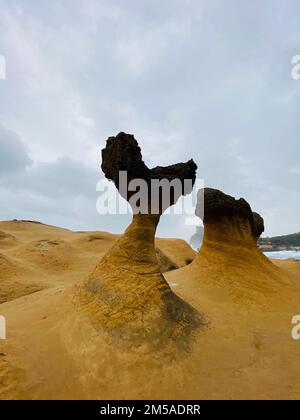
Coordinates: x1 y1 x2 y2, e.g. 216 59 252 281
259 232 300 248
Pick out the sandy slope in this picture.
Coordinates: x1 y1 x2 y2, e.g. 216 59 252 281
272 259 300 282
0 220 299 400
0 220 194 304
166 218 300 399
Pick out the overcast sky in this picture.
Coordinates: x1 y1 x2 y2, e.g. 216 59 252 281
0 0 299 241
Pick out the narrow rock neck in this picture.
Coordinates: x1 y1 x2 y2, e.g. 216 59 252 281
115 213 161 264
202 215 257 249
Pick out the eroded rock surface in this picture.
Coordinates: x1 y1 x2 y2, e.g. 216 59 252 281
185 187 293 304
196 188 265 243
75 133 202 350
101 131 197 213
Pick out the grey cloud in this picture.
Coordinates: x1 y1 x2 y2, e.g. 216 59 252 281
0 126 114 231
0 125 32 174
16 158 100 199
0 127 100 199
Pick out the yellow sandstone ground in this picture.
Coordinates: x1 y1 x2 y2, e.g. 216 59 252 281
272 258 300 282
0 219 299 400
166 216 300 399
0 220 194 304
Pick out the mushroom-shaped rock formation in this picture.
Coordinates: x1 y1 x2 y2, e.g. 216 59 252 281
101 132 197 214
74 132 202 350
167 188 293 307
252 212 265 240
195 188 265 247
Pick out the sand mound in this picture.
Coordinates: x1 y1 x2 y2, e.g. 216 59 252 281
0 253 42 304
156 238 195 271
272 259 300 282
0 219 195 306
71 232 118 254
0 231 18 249
155 247 178 272
0 254 15 277
74 231 195 273
0 220 64 234
14 239 77 274
0 231 15 241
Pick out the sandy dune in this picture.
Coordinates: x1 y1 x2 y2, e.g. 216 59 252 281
272 259 300 282
0 219 198 399
0 220 194 305
0 216 299 400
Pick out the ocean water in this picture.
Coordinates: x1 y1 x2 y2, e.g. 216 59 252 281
264 250 300 260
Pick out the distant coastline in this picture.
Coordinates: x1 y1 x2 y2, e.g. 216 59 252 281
259 231 300 253
263 250 300 260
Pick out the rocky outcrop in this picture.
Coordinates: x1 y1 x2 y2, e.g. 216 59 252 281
75 133 202 350
101 131 197 214
252 212 265 239
178 187 293 304
196 188 265 245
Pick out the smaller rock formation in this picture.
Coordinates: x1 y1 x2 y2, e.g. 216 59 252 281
196 188 264 246
252 212 265 240
181 188 293 304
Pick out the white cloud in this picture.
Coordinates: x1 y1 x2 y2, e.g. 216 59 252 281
115 18 194 77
